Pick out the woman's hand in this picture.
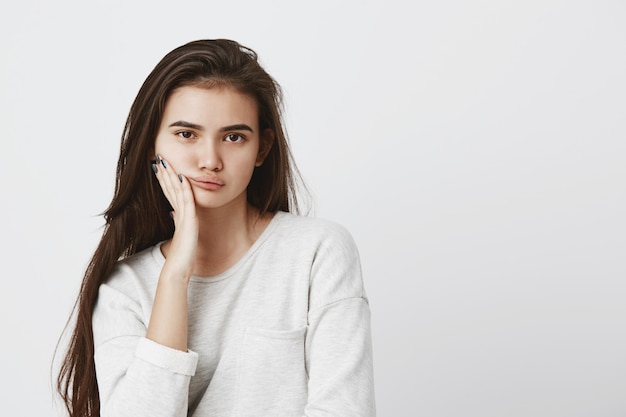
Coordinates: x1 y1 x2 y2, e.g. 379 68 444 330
153 154 198 281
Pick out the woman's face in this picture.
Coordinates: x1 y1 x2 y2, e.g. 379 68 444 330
154 85 268 211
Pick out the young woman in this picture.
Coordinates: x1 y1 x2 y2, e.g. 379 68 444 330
56 39 375 417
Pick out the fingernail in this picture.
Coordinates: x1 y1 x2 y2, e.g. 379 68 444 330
161 159 167 168
169 212 174 219
152 163 158 174
155 154 161 164
178 174 183 183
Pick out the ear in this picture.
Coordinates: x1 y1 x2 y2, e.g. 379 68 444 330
255 128 275 167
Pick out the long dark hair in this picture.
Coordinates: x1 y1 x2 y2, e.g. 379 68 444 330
55 39 306 417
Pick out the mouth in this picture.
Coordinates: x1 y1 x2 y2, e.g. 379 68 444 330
190 176 225 191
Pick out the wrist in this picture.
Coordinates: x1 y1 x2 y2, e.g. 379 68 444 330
160 262 193 285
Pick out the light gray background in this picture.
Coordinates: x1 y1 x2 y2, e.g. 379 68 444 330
1 0 624 416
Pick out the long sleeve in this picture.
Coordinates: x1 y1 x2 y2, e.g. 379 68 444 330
93 272 199 417
303 224 377 416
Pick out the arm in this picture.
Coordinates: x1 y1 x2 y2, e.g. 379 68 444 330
146 155 198 351
303 225 376 416
94 156 199 417
305 298 376 416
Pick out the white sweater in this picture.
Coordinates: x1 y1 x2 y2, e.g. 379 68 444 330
92 211 376 416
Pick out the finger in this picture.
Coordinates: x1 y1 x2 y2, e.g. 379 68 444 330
152 159 174 209
177 174 195 208
156 157 197 223
154 155 183 211
163 159 191 212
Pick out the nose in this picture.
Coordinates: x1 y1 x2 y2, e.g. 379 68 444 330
199 140 223 172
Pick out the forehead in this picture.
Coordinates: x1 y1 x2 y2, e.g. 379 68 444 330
162 85 259 127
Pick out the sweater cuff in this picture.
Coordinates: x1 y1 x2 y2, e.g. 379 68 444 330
135 337 199 376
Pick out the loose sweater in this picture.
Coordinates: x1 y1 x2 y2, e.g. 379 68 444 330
92 211 376 416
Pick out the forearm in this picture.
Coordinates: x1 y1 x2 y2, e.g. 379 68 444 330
146 264 190 351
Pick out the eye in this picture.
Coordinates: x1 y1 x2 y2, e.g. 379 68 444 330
176 131 196 140
225 133 245 143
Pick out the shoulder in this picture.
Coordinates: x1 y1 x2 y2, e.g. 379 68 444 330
98 244 162 302
113 244 162 279
92 245 162 342
272 211 358 250
272 212 366 309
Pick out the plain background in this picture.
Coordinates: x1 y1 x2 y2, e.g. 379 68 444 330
1 0 624 416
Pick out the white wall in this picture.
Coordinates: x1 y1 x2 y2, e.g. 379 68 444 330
1 0 624 416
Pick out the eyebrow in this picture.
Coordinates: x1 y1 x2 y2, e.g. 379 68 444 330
169 121 204 131
168 121 254 133
220 124 254 133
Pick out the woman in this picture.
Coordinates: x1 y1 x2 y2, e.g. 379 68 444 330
57 39 375 417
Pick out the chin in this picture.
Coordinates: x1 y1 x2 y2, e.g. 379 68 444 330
195 196 246 211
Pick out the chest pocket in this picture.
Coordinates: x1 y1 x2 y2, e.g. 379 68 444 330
235 326 308 416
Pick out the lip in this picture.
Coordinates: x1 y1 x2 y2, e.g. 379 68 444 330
190 176 225 191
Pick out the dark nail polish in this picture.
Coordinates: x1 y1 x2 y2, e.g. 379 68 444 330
152 163 158 174
178 174 183 183
161 159 167 168
155 154 161 164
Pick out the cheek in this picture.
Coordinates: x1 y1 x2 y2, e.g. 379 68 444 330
232 152 259 179
153 135 169 156
154 137 187 164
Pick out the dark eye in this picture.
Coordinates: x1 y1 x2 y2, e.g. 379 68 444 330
225 133 245 143
177 131 195 139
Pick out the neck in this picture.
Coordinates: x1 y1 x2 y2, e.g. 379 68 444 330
196 202 256 247
191 201 270 276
